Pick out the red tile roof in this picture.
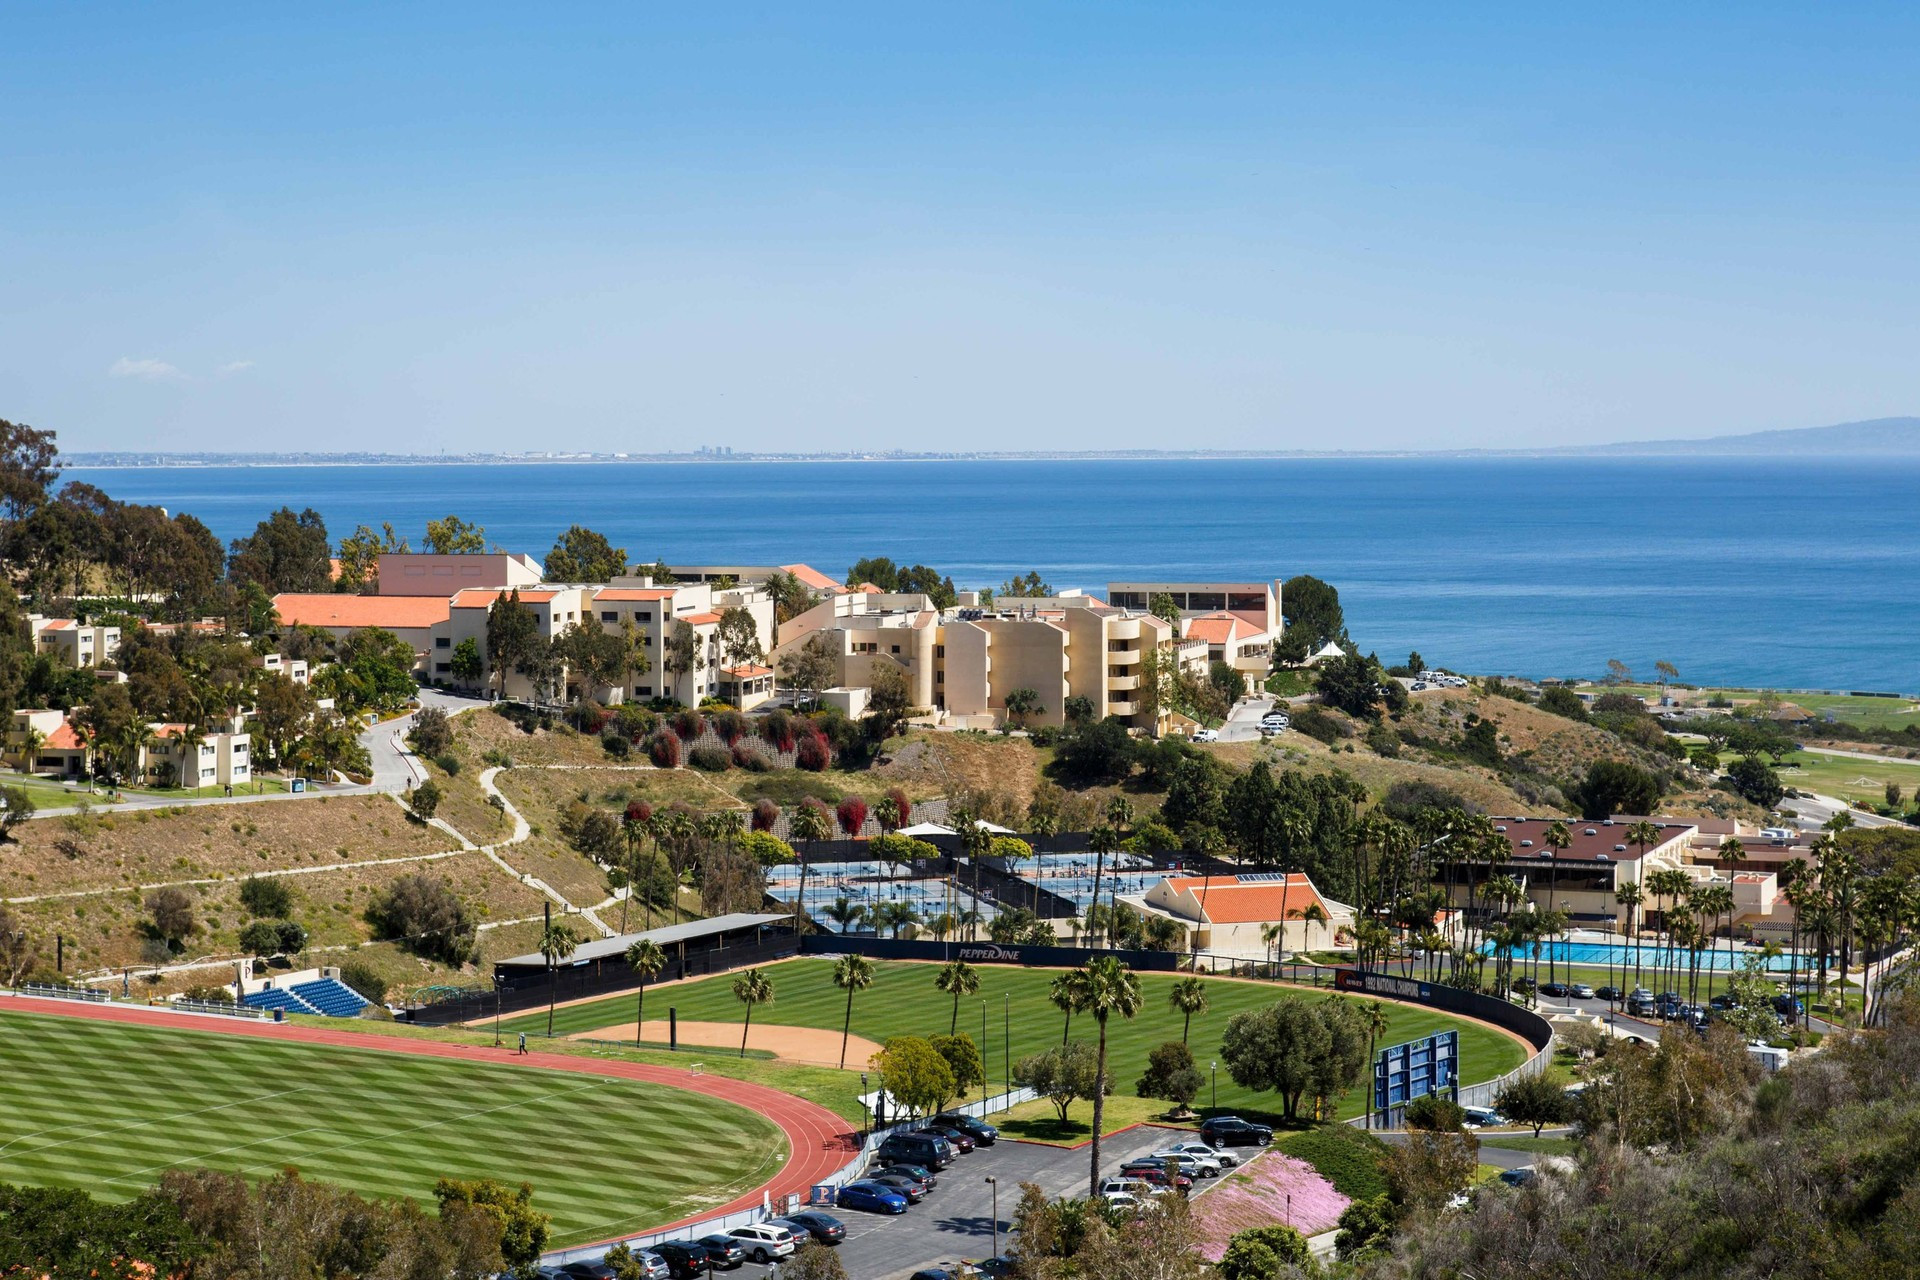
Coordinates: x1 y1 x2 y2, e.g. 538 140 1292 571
779 563 844 592
451 588 558 608
272 593 452 629
44 722 84 750
40 618 75 631
681 611 722 625
722 664 773 678
1182 613 1246 646
1165 874 1330 924
1492 817 1694 863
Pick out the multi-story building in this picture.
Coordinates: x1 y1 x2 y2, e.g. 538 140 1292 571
144 723 251 790
374 552 544 597
1105 580 1284 674
29 617 122 669
4 709 88 777
269 593 455 676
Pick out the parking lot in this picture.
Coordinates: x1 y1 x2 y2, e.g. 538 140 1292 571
714 1125 1195 1280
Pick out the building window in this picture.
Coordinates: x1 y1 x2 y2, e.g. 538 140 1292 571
639 611 653 622
435 637 451 648
601 611 618 622
935 644 945 658
890 644 901 654
435 662 451 673
636 686 652 696
936 671 944 683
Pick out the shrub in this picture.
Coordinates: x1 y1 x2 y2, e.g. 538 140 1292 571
337 957 388 1004
886 787 912 826
711 710 747 745
1291 705 1348 746
409 705 453 757
795 731 831 772
239 876 294 919
1275 1126 1391 1201
616 703 656 742
1537 685 1590 721
144 887 195 943
240 919 308 956
760 709 797 754
365 874 475 964
689 745 732 772
751 798 779 831
1136 1040 1203 1108
409 779 442 821
671 709 705 742
648 730 682 769
1569 758 1663 819
741 830 796 866
732 743 771 771
836 795 868 837
601 731 631 758
1404 1093 1466 1132
1364 719 1400 757
180 984 236 1004
624 798 653 825
481 747 514 768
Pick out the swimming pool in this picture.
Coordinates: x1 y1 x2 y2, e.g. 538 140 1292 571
1482 939 1809 973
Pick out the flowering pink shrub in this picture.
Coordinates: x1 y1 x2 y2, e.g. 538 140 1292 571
1192 1151 1349 1261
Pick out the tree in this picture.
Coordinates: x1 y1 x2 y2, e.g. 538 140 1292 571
732 966 774 1057
1062 693 1096 725
0 417 59 528
1169 976 1210 1043
366 873 476 964
1219 1226 1310 1280
538 916 580 1036
1220 995 1370 1122
0 786 35 842
543 525 627 581
715 608 765 705
485 590 540 696
450 636 484 687
410 705 453 757
1052 716 1136 785
0 906 40 984
1570 758 1663 820
1003 687 1043 730
1537 685 1589 721
624 938 667 1046
662 619 699 700
873 1034 957 1118
1209 660 1248 703
1136 1040 1204 1113
865 660 912 739
999 571 1053 598
1727 755 1785 808
833 953 876 1070
1014 1040 1105 1124
410 778 443 821
763 570 818 626
1316 652 1385 718
424 515 486 554
784 1240 850 1280
228 507 331 593
1495 1072 1572 1137
1280 575 1347 651
145 887 195 946
1149 592 1183 626
936 960 981 1035
930 1032 986 1097
556 622 628 697
1061 955 1144 1195
778 634 837 707
1382 1131 1479 1213
432 1177 550 1268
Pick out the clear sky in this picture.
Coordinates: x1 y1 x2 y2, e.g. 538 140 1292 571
4 5 1918 454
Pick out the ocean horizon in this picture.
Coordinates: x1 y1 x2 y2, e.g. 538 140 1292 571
64 455 1920 694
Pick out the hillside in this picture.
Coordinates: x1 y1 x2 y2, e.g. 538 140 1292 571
1570 415 1920 456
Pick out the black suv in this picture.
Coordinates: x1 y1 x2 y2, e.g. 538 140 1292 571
931 1113 1000 1145
696 1235 745 1269
1199 1116 1273 1148
649 1242 709 1280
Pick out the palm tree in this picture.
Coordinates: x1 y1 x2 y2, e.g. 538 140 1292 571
832 953 876 1069
1260 921 1287 970
1615 880 1644 997
625 938 667 1045
1541 820 1572 986
789 800 833 935
619 814 649 933
824 895 866 935
16 725 45 774
1085 824 1119 949
1296 902 1331 955
1061 955 1143 1197
538 916 580 1037
1169 976 1209 1044
1359 999 1391 1129
731 967 775 1058
936 960 981 1034
1780 856 1810 1003
1049 972 1075 1044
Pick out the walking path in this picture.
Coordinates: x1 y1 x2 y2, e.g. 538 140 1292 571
0 992 855 1244
476 766 615 937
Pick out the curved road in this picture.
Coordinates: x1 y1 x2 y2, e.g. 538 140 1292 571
1 993 855 1244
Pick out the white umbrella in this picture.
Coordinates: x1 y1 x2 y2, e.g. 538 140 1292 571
898 822 956 837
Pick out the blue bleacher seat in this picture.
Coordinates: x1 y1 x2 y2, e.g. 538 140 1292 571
243 987 319 1015
289 977 372 1018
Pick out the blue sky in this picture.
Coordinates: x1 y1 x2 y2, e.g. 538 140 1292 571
4 4 1918 453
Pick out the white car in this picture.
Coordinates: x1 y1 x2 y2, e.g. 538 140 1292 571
1192 728 1220 743
1100 1177 1169 1199
726 1224 797 1263
1156 1139 1242 1169
1151 1147 1223 1177
1461 1106 1505 1128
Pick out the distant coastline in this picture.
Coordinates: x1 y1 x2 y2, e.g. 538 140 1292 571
60 416 1920 468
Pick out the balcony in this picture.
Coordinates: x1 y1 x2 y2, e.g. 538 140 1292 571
1107 674 1139 692
1106 646 1140 665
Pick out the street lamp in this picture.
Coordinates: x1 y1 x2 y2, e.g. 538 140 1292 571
492 973 509 1047
985 1175 1000 1262
1211 1061 1218 1114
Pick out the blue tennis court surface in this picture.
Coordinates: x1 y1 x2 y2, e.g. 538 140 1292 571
1485 939 1807 973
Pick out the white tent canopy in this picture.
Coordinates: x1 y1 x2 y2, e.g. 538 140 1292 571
897 821 956 837
973 819 1016 834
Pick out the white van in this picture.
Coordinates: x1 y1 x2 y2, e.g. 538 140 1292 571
726 1223 797 1263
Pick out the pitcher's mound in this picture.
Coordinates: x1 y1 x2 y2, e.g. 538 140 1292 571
571 1018 883 1070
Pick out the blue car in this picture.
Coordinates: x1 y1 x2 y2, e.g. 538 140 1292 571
838 1180 910 1214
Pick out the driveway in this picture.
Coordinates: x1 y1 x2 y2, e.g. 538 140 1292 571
357 688 490 794
1779 791 1907 830
1220 697 1276 743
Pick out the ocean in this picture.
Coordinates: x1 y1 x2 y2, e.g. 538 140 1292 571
63 456 1920 692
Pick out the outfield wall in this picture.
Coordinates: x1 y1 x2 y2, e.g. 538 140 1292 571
802 933 1184 971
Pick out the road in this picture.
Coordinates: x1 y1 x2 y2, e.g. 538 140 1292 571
358 688 490 793
1778 790 1907 830
1219 697 1277 743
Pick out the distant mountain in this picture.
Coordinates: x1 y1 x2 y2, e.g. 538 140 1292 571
1568 416 1920 456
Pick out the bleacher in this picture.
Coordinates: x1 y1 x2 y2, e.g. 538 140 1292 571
289 977 371 1017
242 986 319 1016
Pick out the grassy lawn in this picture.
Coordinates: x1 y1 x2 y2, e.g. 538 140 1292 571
1576 684 1920 729
988 1093 1172 1145
1478 1135 1580 1155
0 1009 785 1246
1774 748 1920 806
500 958 1527 1123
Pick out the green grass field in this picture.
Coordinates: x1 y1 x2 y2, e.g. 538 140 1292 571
1576 684 1920 729
503 958 1527 1124
0 1010 784 1246
1776 749 1920 806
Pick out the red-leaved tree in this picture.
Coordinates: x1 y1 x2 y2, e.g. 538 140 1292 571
836 795 868 838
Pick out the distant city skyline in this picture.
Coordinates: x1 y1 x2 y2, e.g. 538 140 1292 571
5 6 1919 454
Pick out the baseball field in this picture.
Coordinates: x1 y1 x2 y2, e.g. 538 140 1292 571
0 1007 789 1247
501 957 1529 1121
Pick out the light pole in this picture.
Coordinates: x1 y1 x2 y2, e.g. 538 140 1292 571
493 973 508 1047
861 1072 871 1141
982 998 989 1096
1002 993 1010 1099
1211 1061 1218 1114
985 1175 1000 1261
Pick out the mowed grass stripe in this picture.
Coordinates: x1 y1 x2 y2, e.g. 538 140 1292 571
505 958 1527 1122
0 1011 785 1246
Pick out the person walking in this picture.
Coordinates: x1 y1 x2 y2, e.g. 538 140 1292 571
517 1032 527 1055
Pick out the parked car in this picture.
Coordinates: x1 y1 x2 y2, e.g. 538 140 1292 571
1626 993 1657 1017
932 1113 1000 1145
879 1132 954 1168
558 1263 617 1280
1410 681 1430 692
1708 993 1735 1010
649 1242 710 1280
1498 1168 1537 1188
695 1235 745 1269
1101 1190 1142 1210
1595 985 1623 1001
909 1270 964 1280
623 1254 669 1280
838 1180 910 1214
970 1257 1015 1278
1199 1116 1273 1147
1192 728 1220 743
1117 1162 1193 1192
1538 982 1569 998
1157 1139 1242 1168
878 1161 939 1188
1773 994 1804 1018
1099 1177 1169 1199
726 1224 797 1264
1570 983 1596 999
1462 1106 1505 1128
871 1172 930 1202
1150 1147 1224 1177
775 1211 846 1244
919 1125 976 1153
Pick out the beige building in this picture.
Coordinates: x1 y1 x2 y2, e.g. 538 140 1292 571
375 552 543 596
1106 580 1284 675
1136 873 1354 958
5 709 88 777
30 616 121 669
143 723 252 790
270 594 454 675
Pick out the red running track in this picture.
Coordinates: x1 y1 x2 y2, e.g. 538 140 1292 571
2 995 857 1245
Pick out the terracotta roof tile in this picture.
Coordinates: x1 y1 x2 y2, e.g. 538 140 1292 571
1164 874 1330 925
681 611 722 625
44 722 84 750
722 663 773 678
779 563 844 592
272 593 452 629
